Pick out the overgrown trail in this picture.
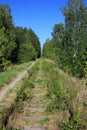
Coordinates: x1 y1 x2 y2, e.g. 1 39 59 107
7 60 58 130
0 62 36 102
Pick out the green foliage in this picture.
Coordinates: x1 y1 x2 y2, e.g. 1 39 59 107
12 27 41 63
0 4 41 70
18 43 37 63
46 101 55 112
0 107 8 129
17 87 27 100
23 79 34 89
62 0 87 77
0 61 32 88
42 61 78 112
42 0 87 78
0 4 16 71
14 61 39 113
42 39 58 61
37 117 50 125
0 4 16 58
42 60 87 129
0 58 11 71
84 61 87 84
0 125 6 130
28 60 39 79
29 28 41 58
0 107 7 121
14 87 28 112
61 108 82 130
14 27 36 63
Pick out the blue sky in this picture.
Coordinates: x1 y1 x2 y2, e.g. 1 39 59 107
0 0 87 47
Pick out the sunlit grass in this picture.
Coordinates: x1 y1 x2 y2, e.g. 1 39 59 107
37 117 50 125
42 59 87 129
0 61 32 88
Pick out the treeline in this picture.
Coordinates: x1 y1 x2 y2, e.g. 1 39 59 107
0 4 41 71
43 0 87 78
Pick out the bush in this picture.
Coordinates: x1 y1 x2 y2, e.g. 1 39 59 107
18 43 37 63
61 108 82 130
0 58 11 72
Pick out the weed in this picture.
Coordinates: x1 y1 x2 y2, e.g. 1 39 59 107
37 117 50 125
42 59 87 129
0 62 32 88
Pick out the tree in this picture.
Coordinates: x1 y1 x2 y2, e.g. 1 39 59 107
29 29 41 58
0 4 41 69
18 43 37 63
0 4 16 71
13 27 38 63
62 0 87 77
43 0 87 77
42 39 58 61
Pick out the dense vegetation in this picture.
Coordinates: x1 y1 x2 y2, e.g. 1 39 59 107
0 61 39 129
0 61 32 89
0 1 87 129
0 4 41 72
42 59 87 129
43 0 87 78
1 59 86 129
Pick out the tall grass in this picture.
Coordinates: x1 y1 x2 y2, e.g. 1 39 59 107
0 62 32 89
42 59 87 129
6 60 40 129
0 61 39 129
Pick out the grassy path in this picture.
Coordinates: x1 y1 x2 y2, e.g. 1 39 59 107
0 61 36 102
2 58 86 130
0 62 33 89
7 60 59 130
0 61 37 128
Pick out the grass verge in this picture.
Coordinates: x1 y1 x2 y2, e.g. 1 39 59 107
0 61 32 89
42 59 87 130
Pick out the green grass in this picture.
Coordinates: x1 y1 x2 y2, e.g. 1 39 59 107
0 61 38 129
37 117 50 125
0 61 32 89
42 59 87 129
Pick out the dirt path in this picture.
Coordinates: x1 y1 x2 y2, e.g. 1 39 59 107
0 61 36 102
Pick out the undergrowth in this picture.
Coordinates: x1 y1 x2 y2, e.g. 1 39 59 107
42 59 87 130
6 60 40 129
0 61 32 89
